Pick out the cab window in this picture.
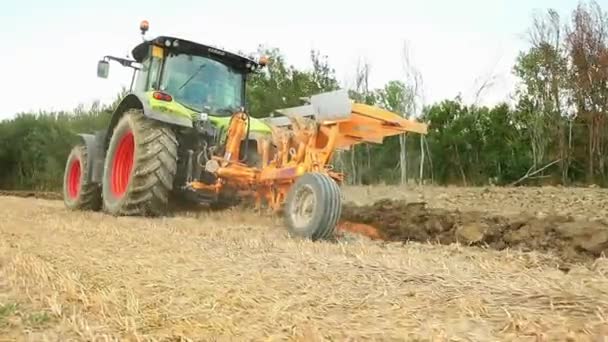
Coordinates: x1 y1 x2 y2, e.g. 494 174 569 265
134 53 162 92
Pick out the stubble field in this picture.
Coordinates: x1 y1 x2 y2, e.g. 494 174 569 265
0 185 607 341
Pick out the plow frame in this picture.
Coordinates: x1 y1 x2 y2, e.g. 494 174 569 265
188 90 429 215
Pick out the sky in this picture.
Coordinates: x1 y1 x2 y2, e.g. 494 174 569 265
0 0 581 119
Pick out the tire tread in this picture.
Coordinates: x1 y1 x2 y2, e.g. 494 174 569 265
284 172 342 241
63 144 102 211
103 109 178 216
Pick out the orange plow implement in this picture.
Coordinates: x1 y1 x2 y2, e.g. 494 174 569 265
190 89 428 240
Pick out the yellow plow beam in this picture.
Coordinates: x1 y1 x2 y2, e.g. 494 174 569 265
264 89 428 150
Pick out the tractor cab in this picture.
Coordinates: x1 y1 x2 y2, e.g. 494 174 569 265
96 21 269 128
128 35 260 117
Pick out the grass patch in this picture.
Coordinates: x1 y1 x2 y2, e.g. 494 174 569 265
0 303 18 317
25 311 52 328
0 303 18 327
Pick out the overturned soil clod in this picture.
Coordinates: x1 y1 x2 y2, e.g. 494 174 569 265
341 199 608 263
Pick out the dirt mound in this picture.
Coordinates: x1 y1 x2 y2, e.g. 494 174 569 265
341 199 608 263
0 190 62 200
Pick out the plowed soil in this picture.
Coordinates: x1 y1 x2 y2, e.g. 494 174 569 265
342 184 608 219
1 186 608 340
341 199 608 265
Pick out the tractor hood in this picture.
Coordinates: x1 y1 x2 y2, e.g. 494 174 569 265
209 116 271 134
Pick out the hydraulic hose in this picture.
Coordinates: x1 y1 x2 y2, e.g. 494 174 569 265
241 113 251 163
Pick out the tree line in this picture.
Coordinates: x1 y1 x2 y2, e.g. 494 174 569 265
1 0 606 191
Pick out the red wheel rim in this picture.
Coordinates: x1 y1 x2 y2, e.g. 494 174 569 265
111 131 135 197
67 159 81 199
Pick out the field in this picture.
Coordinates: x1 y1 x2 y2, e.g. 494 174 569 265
1 186 607 341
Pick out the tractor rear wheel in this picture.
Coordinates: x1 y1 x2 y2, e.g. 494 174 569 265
62 144 102 211
101 109 178 216
284 172 342 241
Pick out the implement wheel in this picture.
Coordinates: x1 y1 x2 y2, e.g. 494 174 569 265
284 172 342 241
62 144 101 210
101 109 178 216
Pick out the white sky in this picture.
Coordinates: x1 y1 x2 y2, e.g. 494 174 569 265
0 0 579 119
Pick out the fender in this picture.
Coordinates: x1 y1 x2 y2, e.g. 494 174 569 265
77 130 106 184
105 92 193 148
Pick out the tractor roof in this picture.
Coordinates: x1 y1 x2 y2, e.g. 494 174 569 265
132 36 259 72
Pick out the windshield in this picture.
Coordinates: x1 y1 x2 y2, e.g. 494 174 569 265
159 53 244 115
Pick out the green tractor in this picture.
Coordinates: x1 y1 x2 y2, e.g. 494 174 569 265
62 21 273 215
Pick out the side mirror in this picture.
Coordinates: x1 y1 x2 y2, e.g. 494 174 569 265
97 60 109 78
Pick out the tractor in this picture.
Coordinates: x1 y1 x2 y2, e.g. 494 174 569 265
62 21 428 240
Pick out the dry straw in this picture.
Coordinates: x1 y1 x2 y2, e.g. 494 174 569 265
0 186 607 340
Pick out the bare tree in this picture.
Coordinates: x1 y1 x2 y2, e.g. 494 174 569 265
400 41 424 185
514 7 571 183
532 8 572 183
566 0 608 182
472 74 498 106
469 52 502 107
348 57 372 185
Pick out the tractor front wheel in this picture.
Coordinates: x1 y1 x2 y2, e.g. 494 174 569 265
101 109 178 216
62 144 102 211
284 172 342 241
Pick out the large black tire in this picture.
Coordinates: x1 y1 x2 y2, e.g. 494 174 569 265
283 172 342 241
62 144 102 211
101 109 178 216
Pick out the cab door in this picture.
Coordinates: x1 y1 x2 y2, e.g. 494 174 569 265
133 45 164 93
